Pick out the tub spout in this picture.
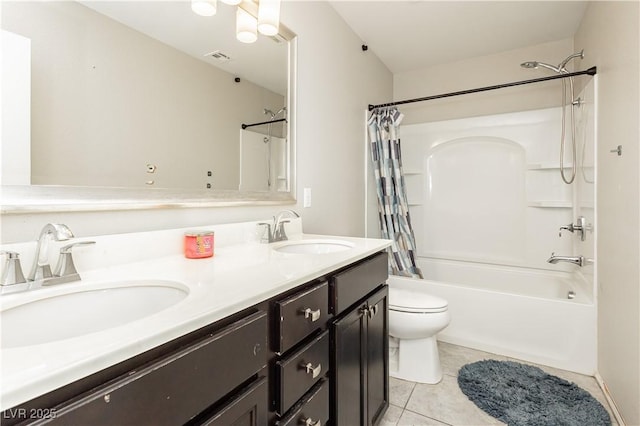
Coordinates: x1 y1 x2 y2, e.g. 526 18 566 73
546 252 591 267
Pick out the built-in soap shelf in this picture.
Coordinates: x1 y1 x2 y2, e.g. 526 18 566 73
402 169 423 176
527 200 572 208
527 163 574 170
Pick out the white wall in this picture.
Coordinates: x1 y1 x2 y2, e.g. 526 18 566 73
574 2 640 424
393 38 576 125
0 1 393 243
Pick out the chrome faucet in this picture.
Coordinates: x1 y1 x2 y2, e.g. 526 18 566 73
28 223 74 281
558 216 590 241
1 251 27 286
547 252 591 267
258 210 300 243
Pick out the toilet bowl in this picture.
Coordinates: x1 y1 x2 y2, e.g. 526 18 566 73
388 284 450 384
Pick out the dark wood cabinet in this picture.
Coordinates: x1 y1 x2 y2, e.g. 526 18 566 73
30 311 267 426
330 253 389 426
332 286 389 426
4 251 388 426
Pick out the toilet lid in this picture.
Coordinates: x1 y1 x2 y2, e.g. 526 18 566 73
388 287 448 313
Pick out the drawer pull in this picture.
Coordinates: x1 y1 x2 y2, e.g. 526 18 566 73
302 307 321 322
301 417 321 426
301 362 322 378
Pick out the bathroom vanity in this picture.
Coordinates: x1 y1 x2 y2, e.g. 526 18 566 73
0 221 390 425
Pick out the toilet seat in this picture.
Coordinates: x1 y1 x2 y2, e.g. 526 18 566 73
389 287 448 313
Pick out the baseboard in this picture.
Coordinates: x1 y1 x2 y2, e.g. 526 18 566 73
595 372 626 425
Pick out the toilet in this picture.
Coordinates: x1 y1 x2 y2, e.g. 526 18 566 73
388 283 450 384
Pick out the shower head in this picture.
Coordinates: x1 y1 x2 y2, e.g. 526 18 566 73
263 107 287 120
520 61 562 73
520 61 539 69
521 50 584 74
263 108 275 118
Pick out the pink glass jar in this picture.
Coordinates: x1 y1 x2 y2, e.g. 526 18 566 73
184 231 214 259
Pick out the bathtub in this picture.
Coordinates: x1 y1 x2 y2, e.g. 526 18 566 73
387 257 597 375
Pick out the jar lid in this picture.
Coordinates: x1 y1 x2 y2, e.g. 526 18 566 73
184 231 215 237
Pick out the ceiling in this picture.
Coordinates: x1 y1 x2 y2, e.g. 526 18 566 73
329 1 589 74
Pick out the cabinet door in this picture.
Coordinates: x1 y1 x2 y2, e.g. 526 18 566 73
331 303 365 426
196 376 268 426
365 287 389 426
331 285 389 426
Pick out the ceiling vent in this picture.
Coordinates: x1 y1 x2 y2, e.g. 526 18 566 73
205 50 232 63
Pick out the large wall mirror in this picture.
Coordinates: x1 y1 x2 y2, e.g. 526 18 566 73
1 0 296 212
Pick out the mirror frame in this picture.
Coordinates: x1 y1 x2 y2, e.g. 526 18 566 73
1 6 297 214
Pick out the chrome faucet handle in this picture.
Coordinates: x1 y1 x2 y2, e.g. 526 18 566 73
53 241 96 278
558 224 574 237
0 251 27 286
559 216 589 241
257 222 272 244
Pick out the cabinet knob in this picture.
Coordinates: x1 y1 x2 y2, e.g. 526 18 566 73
301 417 321 426
301 362 322 378
367 304 379 318
301 307 321 322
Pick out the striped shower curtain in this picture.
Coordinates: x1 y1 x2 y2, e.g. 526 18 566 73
368 107 423 278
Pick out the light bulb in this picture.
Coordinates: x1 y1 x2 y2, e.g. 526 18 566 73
258 0 280 36
236 7 258 44
191 0 217 16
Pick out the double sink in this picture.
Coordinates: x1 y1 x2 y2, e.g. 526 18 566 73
0 239 354 349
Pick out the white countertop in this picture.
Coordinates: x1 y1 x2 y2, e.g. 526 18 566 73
0 222 390 410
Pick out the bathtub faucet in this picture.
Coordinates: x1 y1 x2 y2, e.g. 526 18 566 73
546 252 591 267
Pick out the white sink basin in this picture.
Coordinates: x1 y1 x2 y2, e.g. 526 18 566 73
273 239 355 254
1 280 189 348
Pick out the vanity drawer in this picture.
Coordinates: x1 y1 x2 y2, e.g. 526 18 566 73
42 311 267 426
275 379 329 426
275 331 329 415
330 251 388 315
275 281 328 354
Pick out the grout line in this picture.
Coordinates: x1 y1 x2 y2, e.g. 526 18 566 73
402 382 417 409
402 407 455 426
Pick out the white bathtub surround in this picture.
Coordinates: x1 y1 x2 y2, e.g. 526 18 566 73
375 90 597 376
0 219 390 410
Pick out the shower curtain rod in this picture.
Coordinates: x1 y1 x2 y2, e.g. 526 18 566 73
368 66 597 111
241 118 287 129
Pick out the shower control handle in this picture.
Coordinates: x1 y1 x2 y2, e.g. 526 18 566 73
559 216 590 241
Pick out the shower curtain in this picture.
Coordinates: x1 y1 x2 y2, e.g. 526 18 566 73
368 107 423 278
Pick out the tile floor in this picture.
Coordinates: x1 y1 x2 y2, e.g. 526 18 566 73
381 341 617 426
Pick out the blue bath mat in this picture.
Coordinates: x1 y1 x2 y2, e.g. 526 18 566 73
457 360 611 426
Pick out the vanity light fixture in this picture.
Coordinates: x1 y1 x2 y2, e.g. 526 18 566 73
191 0 217 16
236 7 258 44
191 0 280 44
257 0 281 36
